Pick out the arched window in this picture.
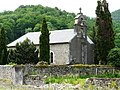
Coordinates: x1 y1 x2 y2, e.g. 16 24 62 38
50 52 54 63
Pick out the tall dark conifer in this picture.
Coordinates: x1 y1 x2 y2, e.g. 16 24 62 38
0 27 7 64
39 18 50 64
94 0 115 64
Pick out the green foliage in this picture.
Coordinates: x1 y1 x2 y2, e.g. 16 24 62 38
39 18 50 64
86 17 95 38
7 38 39 64
112 21 120 48
107 48 120 66
0 5 75 44
94 0 115 64
45 74 120 85
112 10 120 48
45 75 86 86
0 27 8 65
112 9 120 23
80 9 120 50
33 23 41 32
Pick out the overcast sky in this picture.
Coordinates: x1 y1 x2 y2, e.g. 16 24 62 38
0 0 119 17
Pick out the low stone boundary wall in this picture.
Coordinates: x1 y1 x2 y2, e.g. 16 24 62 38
0 65 15 84
23 65 120 76
24 75 45 86
0 65 120 86
86 78 120 87
0 65 23 85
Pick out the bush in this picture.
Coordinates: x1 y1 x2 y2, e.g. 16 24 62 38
107 48 120 66
7 38 39 64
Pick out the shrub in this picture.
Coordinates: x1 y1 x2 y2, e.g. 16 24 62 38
107 48 120 66
7 38 39 64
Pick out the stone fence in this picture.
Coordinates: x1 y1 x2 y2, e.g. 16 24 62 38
86 78 120 87
0 65 15 83
0 65 120 86
23 65 120 76
0 65 23 85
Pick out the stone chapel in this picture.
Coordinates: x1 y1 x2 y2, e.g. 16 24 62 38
7 9 94 65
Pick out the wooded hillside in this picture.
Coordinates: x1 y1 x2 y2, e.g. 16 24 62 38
112 9 120 22
111 10 120 48
0 5 75 43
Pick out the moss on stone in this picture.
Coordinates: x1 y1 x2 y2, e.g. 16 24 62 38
0 79 13 84
72 64 113 68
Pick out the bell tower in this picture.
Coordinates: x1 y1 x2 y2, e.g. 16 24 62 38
74 8 87 40
74 8 88 64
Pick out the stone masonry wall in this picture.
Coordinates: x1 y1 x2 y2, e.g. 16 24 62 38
36 44 70 65
0 65 23 85
23 65 120 86
86 78 120 87
23 65 120 77
50 44 70 65
0 65 15 84
0 65 120 86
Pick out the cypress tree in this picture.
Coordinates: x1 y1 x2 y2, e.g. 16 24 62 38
39 18 50 64
94 0 115 64
0 27 7 64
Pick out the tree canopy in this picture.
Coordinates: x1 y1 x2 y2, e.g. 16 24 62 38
0 5 75 44
7 38 39 64
107 48 120 66
93 0 115 64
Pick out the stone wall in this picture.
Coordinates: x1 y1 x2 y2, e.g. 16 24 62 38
36 44 70 65
23 65 120 76
0 65 23 85
50 44 70 65
14 66 24 85
0 65 15 84
23 65 120 86
0 65 120 86
86 78 120 87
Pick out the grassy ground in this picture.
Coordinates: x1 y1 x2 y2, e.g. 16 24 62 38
45 75 86 86
0 83 120 90
44 75 120 90
0 74 120 90
45 73 120 84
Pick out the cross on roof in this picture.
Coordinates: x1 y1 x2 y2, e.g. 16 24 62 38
79 8 82 14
